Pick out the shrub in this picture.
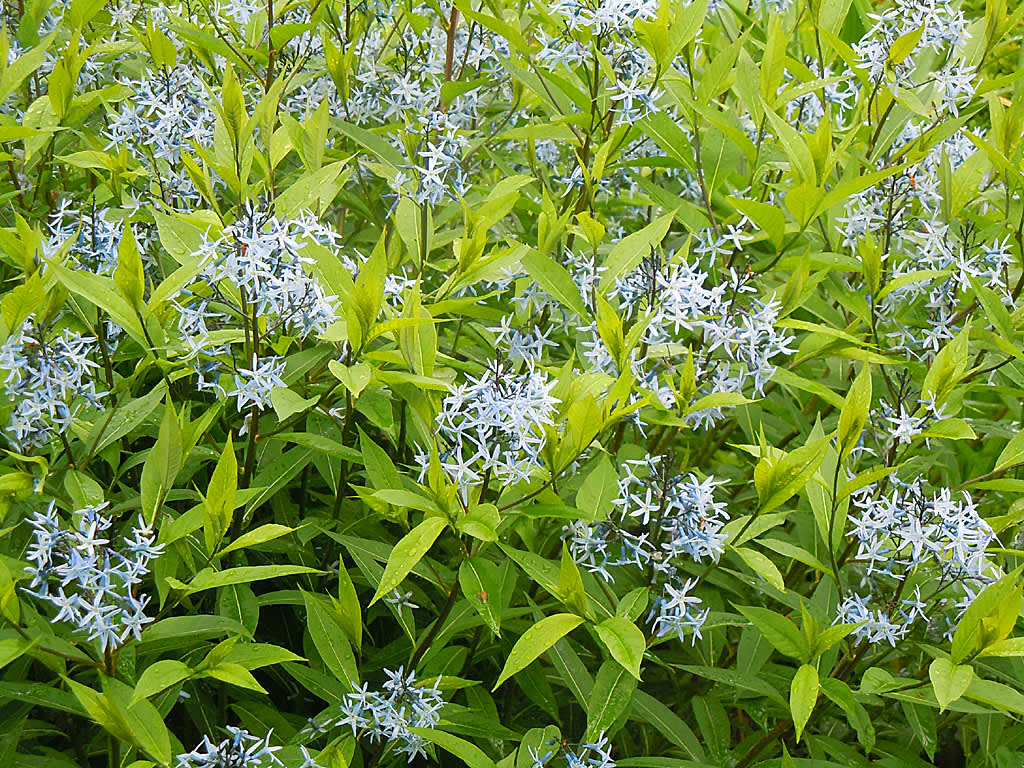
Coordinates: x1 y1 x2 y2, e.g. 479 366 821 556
0 0 1023 766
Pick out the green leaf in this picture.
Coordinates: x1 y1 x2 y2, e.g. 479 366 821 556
328 360 373 398
1 271 44 331
373 488 440 513
729 196 786 249
576 454 618 520
811 622 859 657
303 591 358 688
172 565 321 594
977 637 1024 657
963 678 1024 715
735 605 808 662
270 387 318 421
64 469 104 509
559 543 587 616
493 613 586 690
734 546 786 592
139 615 252 649
0 33 55 102
970 276 1014 340
761 99 817 185
457 503 501 542
202 662 267 693
631 691 705 761
594 617 645 679
951 568 1022 663
219 62 246 148
820 678 875 752
755 436 829 514
460 557 503 636
929 658 974 712
889 25 924 64
406 728 496 768
336 554 363 652
899 702 935 758
520 248 589 317
68 676 172 766
585 660 638 742
358 426 402 492
921 418 976 440
85 381 167 456
276 161 349 219
204 434 237 554
518 727 563 768
46 257 147 346
106 676 173 766
599 211 675 291
995 431 1024 473
0 637 32 671
452 0 528 52
244 447 315 513
153 210 219 263
638 111 695 171
790 664 818 742
217 523 294 559
114 224 145 310
370 516 448 605
222 642 304 669
132 660 192 703
836 365 871 461
921 323 970 408
140 399 182 527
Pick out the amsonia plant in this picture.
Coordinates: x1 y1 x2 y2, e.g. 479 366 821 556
1 0 1024 767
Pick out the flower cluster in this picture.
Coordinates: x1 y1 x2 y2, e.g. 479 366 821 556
529 732 616 768
433 356 560 490
849 479 994 582
23 502 163 652
192 207 342 342
173 204 342 409
177 727 290 768
0 319 106 450
397 110 471 204
568 454 727 641
781 59 858 131
44 200 141 276
338 1 509 128
835 592 914 647
837 479 997 645
607 250 795 427
228 355 288 415
836 119 1005 359
854 0 971 109
538 0 662 127
104 62 217 206
334 668 445 762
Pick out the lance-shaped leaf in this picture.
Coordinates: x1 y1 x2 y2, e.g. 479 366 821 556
493 613 585 690
836 365 871 461
140 399 182 527
370 516 448 605
204 434 237 554
585 659 638 742
407 727 496 768
790 664 819 742
755 436 829 514
114 223 144 310
594 617 645 679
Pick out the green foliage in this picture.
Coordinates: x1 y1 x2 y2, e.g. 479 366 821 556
1 0 1024 766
